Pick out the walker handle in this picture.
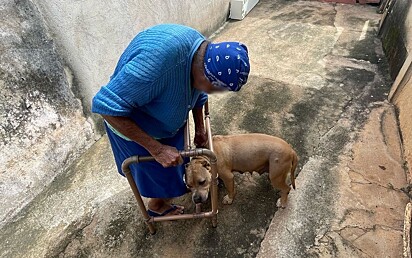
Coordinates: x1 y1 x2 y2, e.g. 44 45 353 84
126 149 216 164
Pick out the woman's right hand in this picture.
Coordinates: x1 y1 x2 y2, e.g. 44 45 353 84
150 144 183 168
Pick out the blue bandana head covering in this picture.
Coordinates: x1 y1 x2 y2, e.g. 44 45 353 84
204 42 250 91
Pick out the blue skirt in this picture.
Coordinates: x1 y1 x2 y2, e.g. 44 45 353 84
105 123 188 198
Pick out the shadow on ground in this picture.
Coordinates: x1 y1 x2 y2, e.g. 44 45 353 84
42 171 279 258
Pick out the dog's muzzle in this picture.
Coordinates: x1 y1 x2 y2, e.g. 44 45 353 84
193 195 203 204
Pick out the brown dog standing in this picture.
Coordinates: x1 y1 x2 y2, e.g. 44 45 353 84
185 133 298 208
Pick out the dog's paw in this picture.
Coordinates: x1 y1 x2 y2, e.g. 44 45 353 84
223 195 233 205
276 199 286 209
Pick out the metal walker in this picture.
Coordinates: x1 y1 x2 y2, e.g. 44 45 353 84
121 102 218 234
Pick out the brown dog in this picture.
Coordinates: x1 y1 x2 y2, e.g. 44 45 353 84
185 134 298 208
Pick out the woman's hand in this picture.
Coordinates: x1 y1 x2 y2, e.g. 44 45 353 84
150 144 183 168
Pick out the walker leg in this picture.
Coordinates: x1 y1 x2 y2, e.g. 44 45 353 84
147 222 156 235
212 216 218 228
123 167 157 235
205 103 218 228
210 163 219 228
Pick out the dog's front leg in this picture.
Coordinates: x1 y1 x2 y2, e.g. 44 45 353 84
219 169 235 205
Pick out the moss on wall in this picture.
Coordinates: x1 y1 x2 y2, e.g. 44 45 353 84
379 0 410 79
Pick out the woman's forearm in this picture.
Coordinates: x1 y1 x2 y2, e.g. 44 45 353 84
192 106 208 147
102 115 162 155
192 107 205 133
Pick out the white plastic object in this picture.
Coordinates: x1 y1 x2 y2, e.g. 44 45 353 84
229 0 260 20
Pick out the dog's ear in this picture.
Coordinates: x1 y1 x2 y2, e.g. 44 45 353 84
201 160 211 170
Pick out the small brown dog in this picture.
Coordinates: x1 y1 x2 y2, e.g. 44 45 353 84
185 134 298 208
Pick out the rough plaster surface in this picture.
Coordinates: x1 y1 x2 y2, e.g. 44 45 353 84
0 0 94 228
394 80 412 175
0 0 406 257
31 0 230 131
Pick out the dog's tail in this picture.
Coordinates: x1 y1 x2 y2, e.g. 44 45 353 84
290 150 298 190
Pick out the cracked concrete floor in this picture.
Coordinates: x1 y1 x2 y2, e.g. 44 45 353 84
258 103 408 257
0 0 409 257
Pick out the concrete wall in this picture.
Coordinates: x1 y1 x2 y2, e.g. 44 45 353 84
382 0 412 172
0 0 94 227
380 0 411 79
32 0 230 133
393 83 412 172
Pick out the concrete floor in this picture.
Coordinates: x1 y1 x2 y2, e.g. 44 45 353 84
1 0 409 257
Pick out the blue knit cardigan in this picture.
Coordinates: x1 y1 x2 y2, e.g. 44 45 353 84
92 24 208 139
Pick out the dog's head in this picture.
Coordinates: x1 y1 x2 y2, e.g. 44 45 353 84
185 157 212 204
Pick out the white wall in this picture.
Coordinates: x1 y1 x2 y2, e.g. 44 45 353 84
1 0 96 227
32 0 230 129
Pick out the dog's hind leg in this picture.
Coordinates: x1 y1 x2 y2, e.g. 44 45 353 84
269 161 291 209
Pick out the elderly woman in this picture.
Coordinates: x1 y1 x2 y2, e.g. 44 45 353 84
92 24 250 217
